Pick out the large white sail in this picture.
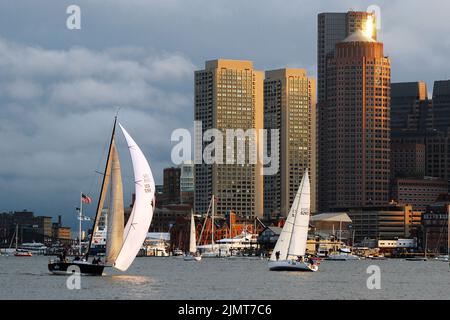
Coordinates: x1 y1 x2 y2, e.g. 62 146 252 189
269 170 310 261
113 124 155 271
287 170 310 258
447 205 450 261
105 140 124 265
189 212 196 253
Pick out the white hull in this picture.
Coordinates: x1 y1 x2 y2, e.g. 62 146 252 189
183 254 202 261
325 253 360 261
268 260 318 272
435 255 449 262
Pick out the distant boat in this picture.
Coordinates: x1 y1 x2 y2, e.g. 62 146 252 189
325 252 360 261
172 249 184 256
325 247 360 261
268 170 318 272
184 211 202 261
10 224 33 257
435 255 449 262
196 195 231 258
48 118 156 275
405 257 428 261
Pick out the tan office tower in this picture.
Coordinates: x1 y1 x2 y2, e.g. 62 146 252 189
319 30 391 210
264 69 316 218
194 59 264 218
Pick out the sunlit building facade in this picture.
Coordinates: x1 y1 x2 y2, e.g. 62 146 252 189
194 59 264 218
264 68 316 217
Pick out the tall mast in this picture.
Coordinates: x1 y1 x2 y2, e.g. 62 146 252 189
79 191 83 256
15 224 18 251
86 117 117 259
211 195 215 251
447 205 449 261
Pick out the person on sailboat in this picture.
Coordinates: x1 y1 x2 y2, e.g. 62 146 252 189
275 251 280 261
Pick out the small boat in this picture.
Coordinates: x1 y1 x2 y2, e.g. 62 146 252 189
268 170 318 272
172 249 184 256
14 250 33 257
49 118 156 276
325 252 360 261
183 211 202 261
405 257 428 261
9 225 33 257
435 255 449 262
368 255 387 260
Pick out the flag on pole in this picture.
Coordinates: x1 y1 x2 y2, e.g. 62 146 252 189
81 193 92 204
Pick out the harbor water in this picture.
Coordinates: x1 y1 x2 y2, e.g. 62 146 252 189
0 255 449 299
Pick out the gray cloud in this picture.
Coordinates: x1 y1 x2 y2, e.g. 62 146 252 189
0 36 195 228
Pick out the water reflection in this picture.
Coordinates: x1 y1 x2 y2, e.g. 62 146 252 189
106 274 153 285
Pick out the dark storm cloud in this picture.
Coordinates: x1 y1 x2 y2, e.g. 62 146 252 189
0 0 449 229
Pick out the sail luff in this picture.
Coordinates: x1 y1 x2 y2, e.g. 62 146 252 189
287 170 310 258
447 204 449 260
86 119 117 258
189 212 196 253
269 189 299 261
105 139 124 264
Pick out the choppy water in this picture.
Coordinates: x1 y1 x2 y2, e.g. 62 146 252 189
0 255 449 299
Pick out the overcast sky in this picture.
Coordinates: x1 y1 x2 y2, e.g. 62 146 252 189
0 0 449 230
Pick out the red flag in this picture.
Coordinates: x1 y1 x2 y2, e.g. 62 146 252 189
81 194 92 204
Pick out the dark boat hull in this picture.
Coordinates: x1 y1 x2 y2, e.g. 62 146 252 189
48 261 105 276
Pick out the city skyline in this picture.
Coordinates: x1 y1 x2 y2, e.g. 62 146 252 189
1 1 450 230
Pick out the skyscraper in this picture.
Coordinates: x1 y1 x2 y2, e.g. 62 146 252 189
264 69 316 217
317 11 377 211
432 80 450 134
194 59 264 218
318 29 391 210
317 11 377 102
390 81 431 133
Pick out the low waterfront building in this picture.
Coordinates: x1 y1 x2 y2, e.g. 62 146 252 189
378 238 417 248
150 204 192 233
1 210 55 246
332 205 417 242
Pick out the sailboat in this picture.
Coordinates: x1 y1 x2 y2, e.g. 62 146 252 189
183 211 202 261
12 224 33 257
48 118 156 275
196 195 231 257
268 170 318 272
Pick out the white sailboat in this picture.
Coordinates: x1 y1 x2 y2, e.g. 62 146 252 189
196 195 231 257
48 118 156 275
268 170 318 272
184 211 202 261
